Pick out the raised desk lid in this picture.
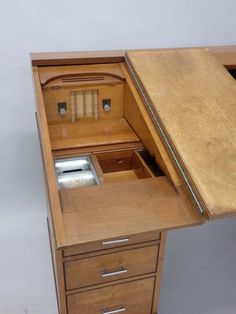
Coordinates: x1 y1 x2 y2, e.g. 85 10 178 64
126 48 236 219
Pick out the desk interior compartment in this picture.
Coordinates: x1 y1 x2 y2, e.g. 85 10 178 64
36 60 203 250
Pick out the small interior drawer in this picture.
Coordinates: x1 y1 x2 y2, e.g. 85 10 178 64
67 277 155 314
63 231 160 257
64 244 158 290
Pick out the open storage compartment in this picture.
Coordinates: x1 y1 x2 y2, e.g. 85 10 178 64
32 47 236 314
34 58 202 249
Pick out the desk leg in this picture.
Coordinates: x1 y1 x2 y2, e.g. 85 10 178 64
152 231 167 314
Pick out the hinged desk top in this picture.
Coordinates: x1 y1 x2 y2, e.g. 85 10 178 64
126 48 236 219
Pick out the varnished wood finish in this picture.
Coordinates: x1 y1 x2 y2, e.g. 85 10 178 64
60 177 201 247
43 83 125 124
210 46 236 68
32 67 65 247
121 63 181 186
63 231 161 257
49 119 140 151
103 170 138 183
31 46 236 67
126 48 236 218
90 154 104 182
152 232 167 313
32 47 236 314
47 219 67 314
133 151 155 178
65 245 158 290
39 63 124 86
63 240 159 261
31 50 125 66
52 141 144 158
95 149 134 173
67 277 155 314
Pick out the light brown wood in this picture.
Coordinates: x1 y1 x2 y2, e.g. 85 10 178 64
63 231 161 257
31 50 125 66
103 170 138 183
152 232 167 313
60 177 201 247
33 67 65 247
133 151 155 179
39 63 124 85
90 154 104 182
209 45 236 68
54 250 67 314
67 277 155 314
43 75 122 89
126 48 236 218
101 152 154 182
47 218 67 314
31 46 236 68
52 141 144 158
65 274 156 296
124 78 168 176
63 240 159 261
65 245 158 290
49 118 140 151
95 149 134 173
121 63 181 186
32 47 236 314
43 82 124 124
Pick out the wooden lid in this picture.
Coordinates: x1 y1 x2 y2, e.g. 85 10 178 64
126 48 236 219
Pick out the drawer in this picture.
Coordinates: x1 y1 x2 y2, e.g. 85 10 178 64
67 277 155 314
65 245 158 290
63 231 160 257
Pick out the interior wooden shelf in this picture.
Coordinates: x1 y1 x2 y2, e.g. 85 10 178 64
48 118 140 151
103 170 139 183
59 177 201 247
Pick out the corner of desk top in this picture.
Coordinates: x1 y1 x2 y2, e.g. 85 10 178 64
30 45 236 67
30 50 126 67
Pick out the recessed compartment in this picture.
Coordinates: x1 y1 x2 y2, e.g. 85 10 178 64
95 149 163 184
38 60 201 251
54 155 100 189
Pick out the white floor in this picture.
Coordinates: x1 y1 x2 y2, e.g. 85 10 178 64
1 65 236 314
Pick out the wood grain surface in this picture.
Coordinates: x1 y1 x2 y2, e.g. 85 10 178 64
49 118 140 150
64 244 158 290
60 177 200 247
126 48 236 218
67 277 155 314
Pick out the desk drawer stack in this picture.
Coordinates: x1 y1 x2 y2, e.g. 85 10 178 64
56 232 166 314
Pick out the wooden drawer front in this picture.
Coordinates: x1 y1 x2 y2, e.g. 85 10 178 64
65 245 158 290
63 231 160 257
67 277 155 314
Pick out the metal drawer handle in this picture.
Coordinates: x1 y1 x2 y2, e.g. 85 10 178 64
102 265 128 277
102 306 126 314
102 238 129 245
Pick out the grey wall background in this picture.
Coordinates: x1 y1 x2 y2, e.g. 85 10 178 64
0 1 236 313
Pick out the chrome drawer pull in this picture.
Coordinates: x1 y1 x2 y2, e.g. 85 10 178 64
102 307 126 314
102 238 129 245
102 266 128 277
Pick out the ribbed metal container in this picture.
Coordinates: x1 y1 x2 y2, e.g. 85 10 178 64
54 156 99 189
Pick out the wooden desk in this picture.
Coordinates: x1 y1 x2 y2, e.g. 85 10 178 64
32 46 236 314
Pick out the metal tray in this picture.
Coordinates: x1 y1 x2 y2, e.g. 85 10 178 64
54 156 100 189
